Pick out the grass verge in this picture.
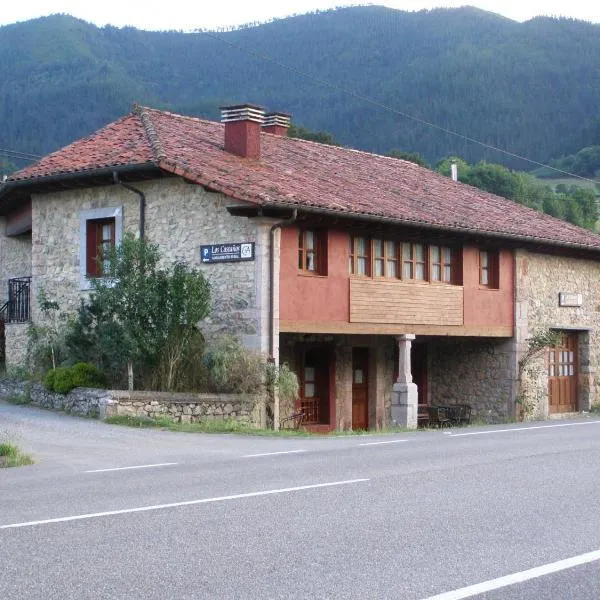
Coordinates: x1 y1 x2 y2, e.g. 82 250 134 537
4 393 31 406
104 415 312 436
0 442 34 468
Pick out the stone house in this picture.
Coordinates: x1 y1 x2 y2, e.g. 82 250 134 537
1 103 600 430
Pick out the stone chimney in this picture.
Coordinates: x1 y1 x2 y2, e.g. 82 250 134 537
262 112 291 136
220 104 265 160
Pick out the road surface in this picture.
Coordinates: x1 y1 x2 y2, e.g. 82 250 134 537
2 401 600 599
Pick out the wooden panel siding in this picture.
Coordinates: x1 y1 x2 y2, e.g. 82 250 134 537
350 279 463 325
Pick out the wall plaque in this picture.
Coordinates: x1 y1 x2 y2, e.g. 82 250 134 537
200 242 255 264
559 292 582 307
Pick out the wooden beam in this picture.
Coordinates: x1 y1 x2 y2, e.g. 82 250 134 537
279 320 513 338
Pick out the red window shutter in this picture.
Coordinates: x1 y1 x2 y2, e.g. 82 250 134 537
86 221 99 277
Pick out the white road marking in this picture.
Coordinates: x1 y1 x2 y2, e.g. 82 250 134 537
0 479 369 530
448 420 600 437
420 548 600 600
242 450 307 458
359 440 409 446
84 462 178 473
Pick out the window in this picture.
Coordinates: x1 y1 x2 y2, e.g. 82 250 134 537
349 236 370 276
349 235 459 284
402 242 427 281
86 218 115 277
299 230 326 274
430 246 453 283
79 207 123 289
479 250 499 288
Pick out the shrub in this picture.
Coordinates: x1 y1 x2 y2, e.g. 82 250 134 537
203 335 266 394
44 362 107 394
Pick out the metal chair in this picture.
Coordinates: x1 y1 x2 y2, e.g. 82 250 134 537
427 406 452 428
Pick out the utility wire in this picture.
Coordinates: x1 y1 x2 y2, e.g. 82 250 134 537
0 148 42 163
200 29 598 186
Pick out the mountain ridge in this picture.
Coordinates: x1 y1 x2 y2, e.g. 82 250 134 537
1 6 599 170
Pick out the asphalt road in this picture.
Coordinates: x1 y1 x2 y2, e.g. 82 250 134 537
1 401 600 599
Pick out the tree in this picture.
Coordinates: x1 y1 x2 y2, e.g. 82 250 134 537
287 124 340 146
386 149 429 168
65 234 211 390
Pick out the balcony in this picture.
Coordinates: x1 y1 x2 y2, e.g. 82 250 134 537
0 277 32 323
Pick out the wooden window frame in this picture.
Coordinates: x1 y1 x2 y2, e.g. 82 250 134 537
86 217 116 278
299 229 327 275
349 236 370 277
479 250 499 289
430 246 454 284
372 238 399 279
348 234 461 285
401 242 428 282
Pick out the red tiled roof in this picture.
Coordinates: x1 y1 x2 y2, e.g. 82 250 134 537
6 106 600 250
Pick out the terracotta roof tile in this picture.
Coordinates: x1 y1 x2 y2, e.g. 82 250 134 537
5 106 600 250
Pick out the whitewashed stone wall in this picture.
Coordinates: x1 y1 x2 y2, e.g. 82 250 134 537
515 249 600 417
18 177 267 368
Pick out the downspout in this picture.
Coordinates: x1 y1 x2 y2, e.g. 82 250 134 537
113 172 146 240
269 209 297 429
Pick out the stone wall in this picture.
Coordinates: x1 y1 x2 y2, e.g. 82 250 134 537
515 250 600 416
4 324 29 370
0 220 32 305
109 390 264 426
8 177 268 368
0 379 265 426
429 337 517 423
0 379 111 418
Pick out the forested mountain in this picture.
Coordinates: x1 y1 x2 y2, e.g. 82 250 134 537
1 7 599 171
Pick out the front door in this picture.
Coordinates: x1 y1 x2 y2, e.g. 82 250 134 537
352 347 369 430
548 333 578 413
298 347 331 426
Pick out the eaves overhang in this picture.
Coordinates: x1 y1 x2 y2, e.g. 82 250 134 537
251 199 600 257
0 162 162 215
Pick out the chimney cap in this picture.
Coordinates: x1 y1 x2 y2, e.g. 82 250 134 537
220 103 265 124
263 112 292 128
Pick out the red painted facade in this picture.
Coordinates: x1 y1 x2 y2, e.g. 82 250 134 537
280 226 514 333
280 228 349 323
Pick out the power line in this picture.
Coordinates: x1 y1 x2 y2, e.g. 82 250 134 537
200 29 598 186
0 148 42 163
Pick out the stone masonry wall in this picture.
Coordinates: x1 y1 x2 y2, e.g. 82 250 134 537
0 379 264 426
429 337 517 423
515 250 600 417
4 324 29 370
19 177 265 369
0 219 31 305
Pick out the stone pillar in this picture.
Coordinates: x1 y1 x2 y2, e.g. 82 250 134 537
391 334 418 429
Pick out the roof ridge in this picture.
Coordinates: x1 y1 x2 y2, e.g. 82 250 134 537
133 104 166 162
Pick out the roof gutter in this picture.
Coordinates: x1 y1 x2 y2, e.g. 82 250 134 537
0 163 157 202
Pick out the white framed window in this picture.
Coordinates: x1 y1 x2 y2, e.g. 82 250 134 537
79 207 123 290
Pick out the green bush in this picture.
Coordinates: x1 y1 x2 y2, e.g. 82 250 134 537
44 362 107 394
203 335 266 394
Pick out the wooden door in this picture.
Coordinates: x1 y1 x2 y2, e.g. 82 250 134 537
298 347 331 425
352 347 369 430
548 333 578 413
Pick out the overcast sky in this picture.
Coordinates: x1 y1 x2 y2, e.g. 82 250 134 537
1 1 598 31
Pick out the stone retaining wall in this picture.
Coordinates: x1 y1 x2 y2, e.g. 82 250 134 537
0 379 265 427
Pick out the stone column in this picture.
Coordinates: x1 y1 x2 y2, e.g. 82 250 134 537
391 334 418 429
